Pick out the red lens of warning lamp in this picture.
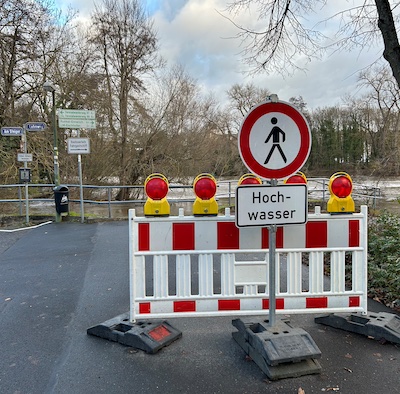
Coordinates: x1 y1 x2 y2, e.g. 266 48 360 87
144 173 170 216
145 176 169 200
194 174 217 200
193 173 218 216
327 172 355 213
284 171 307 184
238 174 262 185
330 176 352 198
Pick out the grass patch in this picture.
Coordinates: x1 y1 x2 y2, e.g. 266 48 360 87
68 210 99 218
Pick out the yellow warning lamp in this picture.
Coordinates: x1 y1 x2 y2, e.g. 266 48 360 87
192 173 218 216
327 172 355 214
238 173 262 185
284 171 307 184
144 173 170 216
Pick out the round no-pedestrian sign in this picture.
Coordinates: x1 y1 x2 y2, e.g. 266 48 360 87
238 99 311 179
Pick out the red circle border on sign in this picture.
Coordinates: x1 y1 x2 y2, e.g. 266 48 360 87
239 101 311 179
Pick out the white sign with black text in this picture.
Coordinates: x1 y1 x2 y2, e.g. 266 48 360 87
235 184 308 227
17 153 33 162
67 138 90 154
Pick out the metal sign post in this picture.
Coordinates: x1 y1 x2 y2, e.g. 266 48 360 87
237 96 311 327
268 179 277 326
235 180 308 326
1 125 36 224
21 131 29 224
67 135 91 223
235 97 321 378
60 109 96 224
78 151 84 224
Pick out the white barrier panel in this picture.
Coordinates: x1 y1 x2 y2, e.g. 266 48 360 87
129 206 368 322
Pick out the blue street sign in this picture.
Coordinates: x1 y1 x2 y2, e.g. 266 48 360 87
24 122 47 132
1 127 24 136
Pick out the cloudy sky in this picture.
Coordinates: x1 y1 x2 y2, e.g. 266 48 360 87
56 0 384 109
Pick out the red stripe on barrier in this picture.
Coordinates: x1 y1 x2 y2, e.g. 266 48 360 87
218 299 240 310
277 227 284 248
306 221 327 248
349 220 360 247
217 222 239 249
261 227 283 248
306 297 328 308
261 227 268 248
349 296 360 307
138 223 150 251
173 223 195 250
174 301 196 312
139 302 151 314
262 298 285 309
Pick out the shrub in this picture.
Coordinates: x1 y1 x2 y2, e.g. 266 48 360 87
368 211 400 310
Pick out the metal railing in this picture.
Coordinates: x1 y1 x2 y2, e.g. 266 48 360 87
0 178 382 221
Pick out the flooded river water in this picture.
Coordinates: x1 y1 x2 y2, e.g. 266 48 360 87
20 177 400 219
1 177 400 221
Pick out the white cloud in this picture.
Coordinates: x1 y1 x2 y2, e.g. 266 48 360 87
150 0 383 108
57 0 384 109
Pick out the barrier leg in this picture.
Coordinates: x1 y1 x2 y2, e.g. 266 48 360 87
87 312 182 353
232 318 321 380
315 312 400 344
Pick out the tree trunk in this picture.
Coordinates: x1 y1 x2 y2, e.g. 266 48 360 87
375 0 400 88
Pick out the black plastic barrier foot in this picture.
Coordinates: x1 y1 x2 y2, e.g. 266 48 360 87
232 318 322 380
87 312 182 353
315 312 400 344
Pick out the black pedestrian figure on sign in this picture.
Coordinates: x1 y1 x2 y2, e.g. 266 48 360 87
264 117 287 164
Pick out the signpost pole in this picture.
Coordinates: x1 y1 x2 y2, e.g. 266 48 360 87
233 98 323 379
268 224 277 327
268 178 278 327
22 130 29 224
51 91 61 223
60 109 96 225
43 82 60 223
78 153 84 223
237 96 312 327
77 131 85 223
67 134 91 223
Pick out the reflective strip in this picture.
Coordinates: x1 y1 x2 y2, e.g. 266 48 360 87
217 222 239 249
306 297 328 308
306 221 327 248
136 216 361 251
349 220 360 247
173 223 194 250
136 295 361 317
174 300 196 313
138 223 149 251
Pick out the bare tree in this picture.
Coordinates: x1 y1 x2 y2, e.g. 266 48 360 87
125 65 222 181
224 83 271 136
0 0 68 127
226 0 400 89
356 65 400 173
0 0 76 183
90 0 160 198
203 83 272 177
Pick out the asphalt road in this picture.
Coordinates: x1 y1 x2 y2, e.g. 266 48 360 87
0 221 399 394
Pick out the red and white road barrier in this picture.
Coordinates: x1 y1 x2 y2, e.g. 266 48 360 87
129 206 368 322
